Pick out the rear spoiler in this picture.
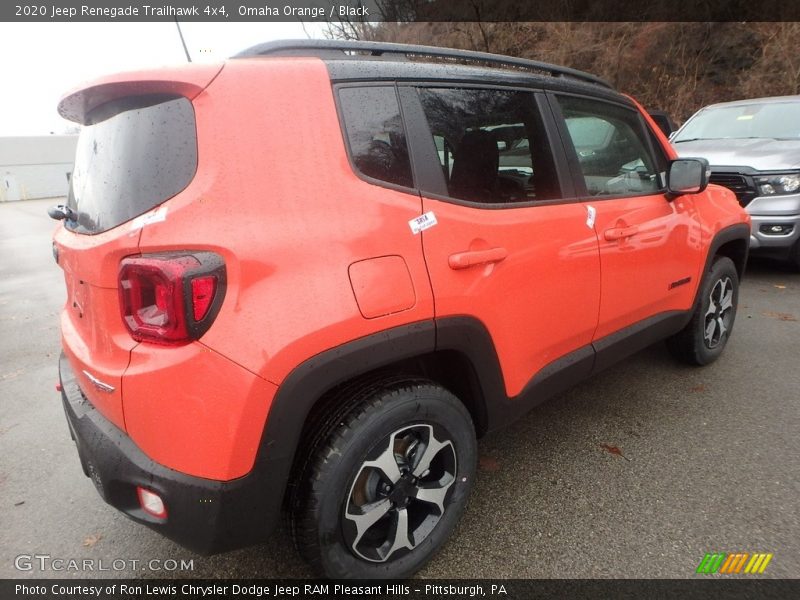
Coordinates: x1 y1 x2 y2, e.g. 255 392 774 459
58 63 224 124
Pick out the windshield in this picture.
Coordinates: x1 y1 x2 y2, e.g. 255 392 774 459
67 94 197 234
674 101 800 142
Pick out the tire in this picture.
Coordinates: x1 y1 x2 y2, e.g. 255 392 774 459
289 379 477 579
666 256 739 366
792 239 800 272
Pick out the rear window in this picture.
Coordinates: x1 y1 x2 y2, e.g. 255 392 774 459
67 94 197 235
338 86 413 189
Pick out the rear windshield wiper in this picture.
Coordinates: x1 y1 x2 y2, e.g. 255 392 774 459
48 204 77 222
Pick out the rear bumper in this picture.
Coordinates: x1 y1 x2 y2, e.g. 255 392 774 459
58 352 282 555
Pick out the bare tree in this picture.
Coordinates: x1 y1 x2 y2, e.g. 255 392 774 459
324 15 780 122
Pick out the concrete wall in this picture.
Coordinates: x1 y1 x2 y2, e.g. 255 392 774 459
1 164 74 201
0 135 78 201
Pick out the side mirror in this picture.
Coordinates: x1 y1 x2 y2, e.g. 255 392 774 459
667 157 709 197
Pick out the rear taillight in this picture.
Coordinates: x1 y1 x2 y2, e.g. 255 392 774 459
190 276 216 321
118 252 226 346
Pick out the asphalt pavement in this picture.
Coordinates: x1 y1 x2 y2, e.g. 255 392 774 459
1 198 798 579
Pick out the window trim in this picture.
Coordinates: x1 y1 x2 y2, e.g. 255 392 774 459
399 83 578 210
548 91 670 202
640 114 672 178
397 85 448 197
333 81 419 195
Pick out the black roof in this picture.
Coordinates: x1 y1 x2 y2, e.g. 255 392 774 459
323 60 629 106
234 40 626 102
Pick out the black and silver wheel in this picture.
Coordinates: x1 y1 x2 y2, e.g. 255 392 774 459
702 275 735 350
289 379 476 579
667 256 739 365
344 423 457 563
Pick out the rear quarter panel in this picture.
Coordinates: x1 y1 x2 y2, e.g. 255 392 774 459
136 58 434 386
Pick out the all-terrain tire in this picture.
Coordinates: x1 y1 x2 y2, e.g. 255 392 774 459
289 379 477 579
666 256 739 366
791 239 800 272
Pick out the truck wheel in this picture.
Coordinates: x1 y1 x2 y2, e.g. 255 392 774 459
667 256 739 366
792 239 800 272
289 380 476 579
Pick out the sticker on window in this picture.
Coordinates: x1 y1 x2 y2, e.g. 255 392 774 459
409 211 438 234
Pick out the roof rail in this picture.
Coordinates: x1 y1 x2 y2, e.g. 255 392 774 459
234 39 613 89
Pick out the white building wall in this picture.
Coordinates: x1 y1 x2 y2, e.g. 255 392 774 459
0 135 78 201
1 163 73 201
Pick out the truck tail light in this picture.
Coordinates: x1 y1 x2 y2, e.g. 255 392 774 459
119 252 226 346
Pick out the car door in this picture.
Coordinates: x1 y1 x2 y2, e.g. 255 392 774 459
550 93 704 345
400 85 601 398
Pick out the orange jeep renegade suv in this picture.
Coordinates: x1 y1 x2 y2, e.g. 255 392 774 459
50 40 750 578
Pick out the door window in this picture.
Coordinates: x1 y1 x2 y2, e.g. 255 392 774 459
557 95 666 197
416 88 561 204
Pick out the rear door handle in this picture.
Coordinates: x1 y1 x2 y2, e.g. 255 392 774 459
604 225 639 241
448 247 508 270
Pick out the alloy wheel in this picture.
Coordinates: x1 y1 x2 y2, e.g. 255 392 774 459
343 423 457 563
703 276 734 349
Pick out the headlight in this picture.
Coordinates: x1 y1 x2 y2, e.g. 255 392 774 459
756 173 800 195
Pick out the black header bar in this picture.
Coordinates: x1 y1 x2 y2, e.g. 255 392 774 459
2 579 799 600
4 0 800 22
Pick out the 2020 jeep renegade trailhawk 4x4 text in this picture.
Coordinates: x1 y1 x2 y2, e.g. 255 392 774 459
50 40 750 579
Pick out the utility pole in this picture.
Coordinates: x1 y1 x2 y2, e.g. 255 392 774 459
174 18 192 62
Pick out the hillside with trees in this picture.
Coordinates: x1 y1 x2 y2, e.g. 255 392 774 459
326 21 800 125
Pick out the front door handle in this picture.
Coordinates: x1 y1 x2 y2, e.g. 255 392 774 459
604 225 639 241
448 247 508 270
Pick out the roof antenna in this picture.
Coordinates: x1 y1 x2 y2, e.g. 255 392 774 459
174 18 192 62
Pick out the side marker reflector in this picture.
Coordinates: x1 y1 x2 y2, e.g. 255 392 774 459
137 487 167 519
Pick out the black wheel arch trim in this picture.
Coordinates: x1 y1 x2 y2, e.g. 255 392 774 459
246 320 437 541
703 222 750 281
259 309 695 487
242 222 750 547
257 309 687 495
